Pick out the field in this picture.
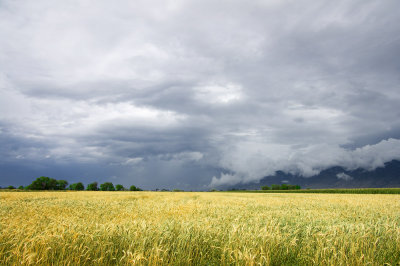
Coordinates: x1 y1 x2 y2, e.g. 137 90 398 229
1 192 399 265
227 188 400 194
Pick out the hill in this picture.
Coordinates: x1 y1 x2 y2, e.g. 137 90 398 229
227 160 400 190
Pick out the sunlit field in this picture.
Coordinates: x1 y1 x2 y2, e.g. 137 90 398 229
1 191 399 265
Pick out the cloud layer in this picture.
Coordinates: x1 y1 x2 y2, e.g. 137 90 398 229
211 138 400 187
1 0 400 188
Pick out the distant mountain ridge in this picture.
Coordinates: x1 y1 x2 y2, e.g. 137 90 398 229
227 160 400 190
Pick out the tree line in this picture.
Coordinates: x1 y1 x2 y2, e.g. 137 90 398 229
261 184 301 190
4 176 142 191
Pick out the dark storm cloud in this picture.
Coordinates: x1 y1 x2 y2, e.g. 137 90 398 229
1 0 400 188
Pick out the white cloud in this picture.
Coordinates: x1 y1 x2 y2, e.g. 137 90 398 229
156 152 204 162
210 173 242 188
211 138 400 186
336 172 352 181
194 83 244 105
121 157 144 166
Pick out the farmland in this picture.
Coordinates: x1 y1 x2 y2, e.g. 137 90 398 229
1 191 399 265
228 187 400 194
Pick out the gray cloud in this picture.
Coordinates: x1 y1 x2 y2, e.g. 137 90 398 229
1 0 400 189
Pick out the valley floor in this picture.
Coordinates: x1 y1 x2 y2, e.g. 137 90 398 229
1 191 399 265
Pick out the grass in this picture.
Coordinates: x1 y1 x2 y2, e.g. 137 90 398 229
1 191 399 265
227 188 400 194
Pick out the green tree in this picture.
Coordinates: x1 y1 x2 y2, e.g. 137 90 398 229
69 182 84 191
56 180 68 190
115 184 124 191
130 185 142 191
26 177 70 190
261 185 270 190
48 178 58 190
280 183 288 190
75 182 84 190
86 182 98 191
7 185 16 189
27 176 56 190
18 186 24 190
271 184 280 190
100 182 115 191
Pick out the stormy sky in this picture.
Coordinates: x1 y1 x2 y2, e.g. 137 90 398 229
1 0 400 189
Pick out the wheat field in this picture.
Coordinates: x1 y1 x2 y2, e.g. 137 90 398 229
0 191 399 265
